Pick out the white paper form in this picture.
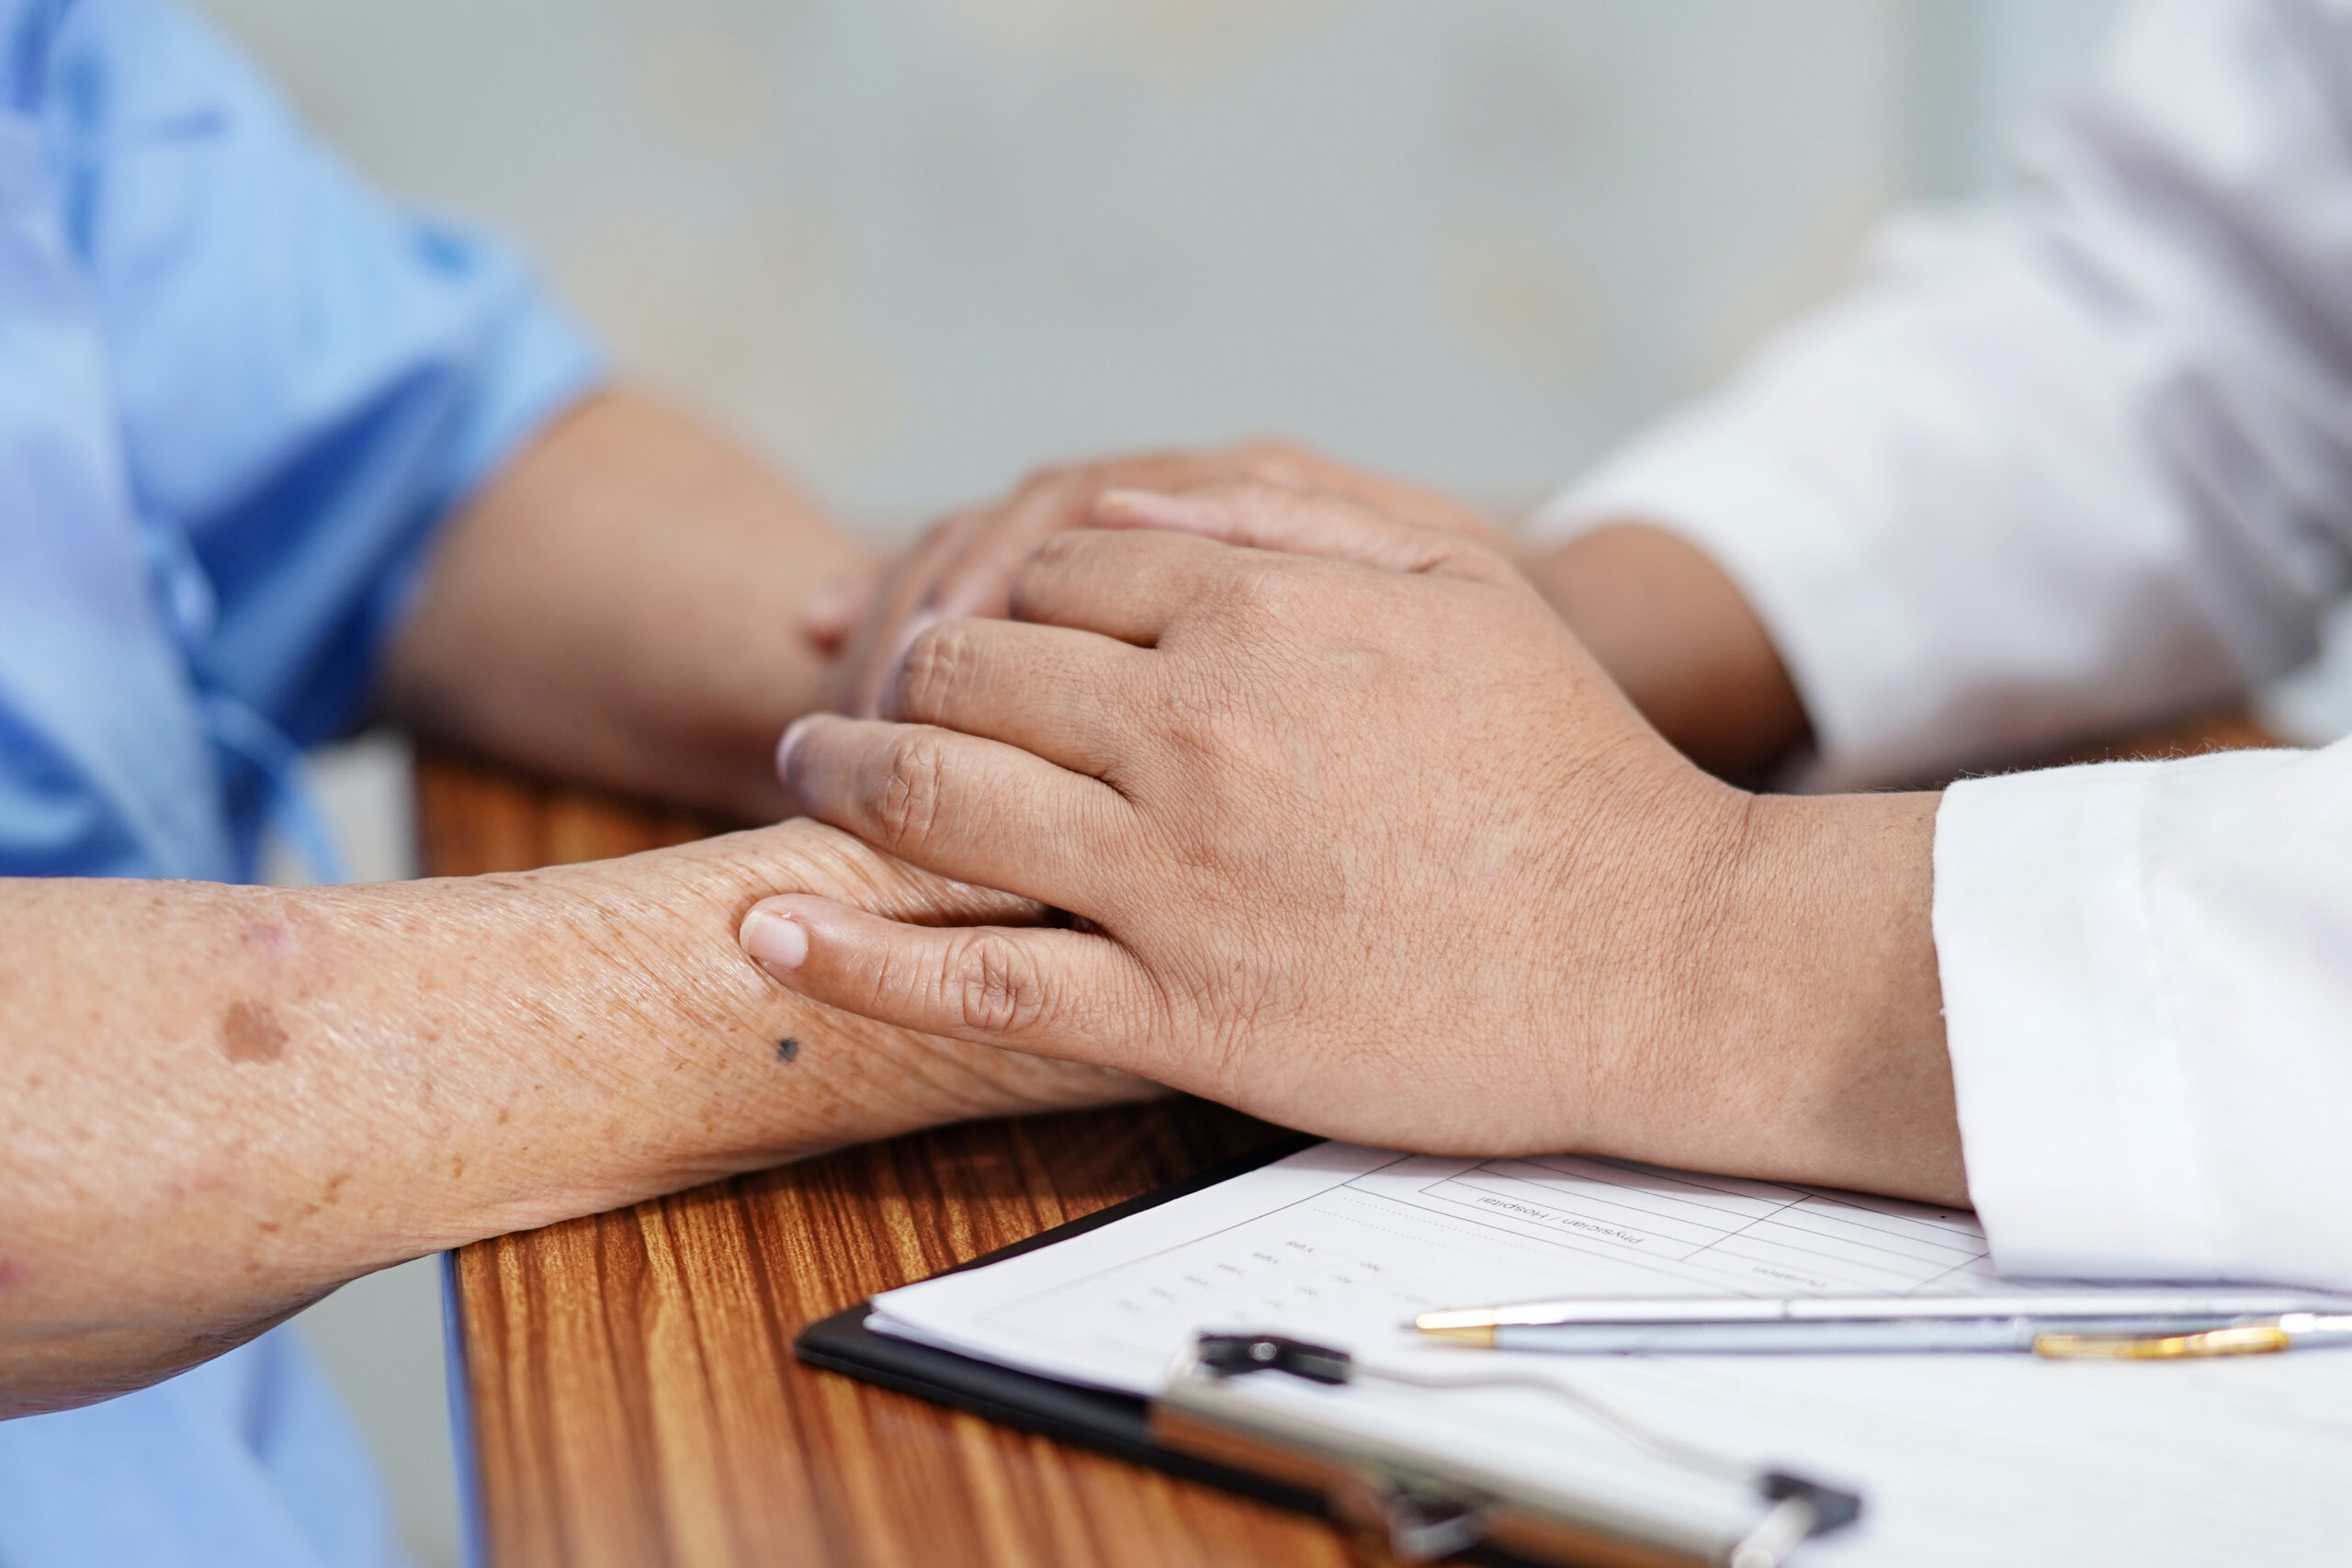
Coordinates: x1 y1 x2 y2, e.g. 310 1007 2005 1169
871 1144 2352 1565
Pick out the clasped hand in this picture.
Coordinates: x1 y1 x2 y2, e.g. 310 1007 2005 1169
751 480 1773 1158
802 441 1512 717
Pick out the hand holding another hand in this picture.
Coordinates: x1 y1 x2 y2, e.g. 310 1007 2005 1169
805 442 1510 718
751 485 1960 1201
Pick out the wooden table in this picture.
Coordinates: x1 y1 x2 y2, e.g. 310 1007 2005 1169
425 709 2278 1568
423 751 1345 1568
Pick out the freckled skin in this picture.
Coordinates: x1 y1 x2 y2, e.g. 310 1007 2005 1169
0 820 1151 1417
2 385 1092 1416
219 999 289 1064
769 485 1956 1202
0 413 1942 1423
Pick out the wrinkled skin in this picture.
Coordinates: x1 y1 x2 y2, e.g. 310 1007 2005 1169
0 820 1148 1416
750 484 1960 1204
807 440 1511 718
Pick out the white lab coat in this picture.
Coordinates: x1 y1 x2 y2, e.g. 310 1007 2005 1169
1529 0 2352 1289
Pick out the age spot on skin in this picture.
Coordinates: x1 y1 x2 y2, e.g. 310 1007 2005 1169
220 998 290 1064
775 1036 801 1065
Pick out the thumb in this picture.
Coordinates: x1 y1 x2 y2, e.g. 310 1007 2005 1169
740 895 1152 1066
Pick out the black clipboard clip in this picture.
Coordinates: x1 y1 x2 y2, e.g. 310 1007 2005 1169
1159 1333 1863 1568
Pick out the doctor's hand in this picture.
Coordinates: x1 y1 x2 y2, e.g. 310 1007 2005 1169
805 442 1508 718
747 485 1964 1204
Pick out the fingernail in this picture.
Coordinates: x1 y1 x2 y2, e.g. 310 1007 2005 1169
1096 487 1161 516
896 604 942 645
741 908 809 974
1095 489 1190 530
876 607 941 718
775 716 813 783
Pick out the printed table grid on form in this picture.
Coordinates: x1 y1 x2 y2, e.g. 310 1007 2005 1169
1414 1155 1992 1294
976 1153 2002 1362
887 1143 2352 1568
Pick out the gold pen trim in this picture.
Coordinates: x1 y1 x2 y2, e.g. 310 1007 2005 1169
1415 1322 1497 1348
1415 1308 1499 1330
2033 1324 2293 1360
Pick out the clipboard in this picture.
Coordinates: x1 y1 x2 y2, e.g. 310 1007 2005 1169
793 1134 1329 1517
794 1135 1826 1568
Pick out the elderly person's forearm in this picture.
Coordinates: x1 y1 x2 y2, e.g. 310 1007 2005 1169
382 389 877 823
0 825 1146 1416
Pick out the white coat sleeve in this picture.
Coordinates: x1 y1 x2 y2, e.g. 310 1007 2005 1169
1524 0 2352 1286
1527 0 2352 790
1936 740 2352 1290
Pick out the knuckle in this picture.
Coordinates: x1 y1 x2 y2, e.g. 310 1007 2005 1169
893 622 976 723
1011 532 1093 615
1211 558 1308 624
1027 528 1092 570
1158 703 1234 775
942 931 1051 1037
872 730 950 854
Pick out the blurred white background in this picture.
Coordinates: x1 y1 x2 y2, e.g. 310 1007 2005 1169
200 0 2134 526
197 3 2198 1564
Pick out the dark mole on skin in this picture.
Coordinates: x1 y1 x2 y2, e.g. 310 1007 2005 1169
775 1036 800 1065
220 998 290 1064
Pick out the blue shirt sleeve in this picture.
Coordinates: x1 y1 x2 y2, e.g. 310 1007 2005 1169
0 1329 410 1568
46 0 605 746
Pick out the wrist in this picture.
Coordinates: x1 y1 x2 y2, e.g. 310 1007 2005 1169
495 828 1154 1186
1695 790 1962 1202
1528 754 1758 1160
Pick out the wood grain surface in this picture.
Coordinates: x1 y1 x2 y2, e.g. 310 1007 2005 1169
423 708 2278 1568
421 750 1346 1568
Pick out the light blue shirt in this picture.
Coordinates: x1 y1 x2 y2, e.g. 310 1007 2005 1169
0 0 601 1562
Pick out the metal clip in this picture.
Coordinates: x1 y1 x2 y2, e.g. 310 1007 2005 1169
1194 1333 1355 1384
1727 1473 1864 1568
1330 1472 1488 1563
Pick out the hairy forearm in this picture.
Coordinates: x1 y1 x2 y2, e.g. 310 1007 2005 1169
0 826 1143 1416
382 389 875 820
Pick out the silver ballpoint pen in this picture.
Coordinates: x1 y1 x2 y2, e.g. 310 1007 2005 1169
1413 1292 2352 1358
